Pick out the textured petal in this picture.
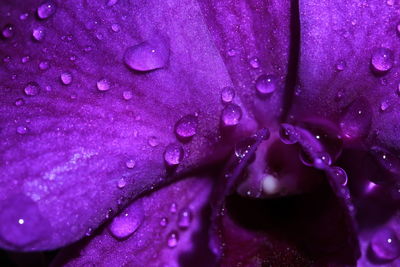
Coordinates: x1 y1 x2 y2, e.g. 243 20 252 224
0 0 257 251
52 176 216 267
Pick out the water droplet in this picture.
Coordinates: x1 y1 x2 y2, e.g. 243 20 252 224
300 150 331 169
221 87 235 103
117 178 126 189
235 136 257 159
96 79 110 91
331 166 348 186
170 203 177 213
370 146 400 176
124 40 169 72
255 74 278 95
108 203 143 240
177 208 192 230
148 136 159 147
39 61 50 71
339 99 372 139
166 231 179 248
24 82 40 96
122 90 133 100
2 24 15 39
371 47 394 73
380 101 390 111
160 217 168 227
0 194 51 248
279 123 299 144
125 159 135 169
16 126 28 135
249 56 260 69
60 72 73 85
37 1 57 19
221 103 242 127
336 60 346 71
19 13 28 20
15 98 25 106
227 48 237 57
164 143 184 166
85 227 93 237
21 56 30 64
174 115 198 140
111 24 120 32
32 27 45 41
370 227 400 261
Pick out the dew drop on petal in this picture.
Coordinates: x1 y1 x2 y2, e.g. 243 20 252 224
221 103 242 127
235 136 257 159
170 203 177 214
125 159 135 169
255 74 278 95
117 178 126 189
370 227 400 261
16 126 28 135
380 100 390 112
32 27 45 41
96 79 110 91
249 56 260 69
331 166 348 186
279 123 299 144
339 99 372 139
24 82 40 96
371 47 394 73
336 60 346 71
60 72 73 85
177 208 192 230
0 195 51 248
39 61 50 71
160 217 168 227
166 231 179 248
148 136 159 147
108 205 143 240
15 98 25 106
164 144 184 166
2 24 15 39
21 56 30 64
124 40 169 72
111 24 120 32
122 90 133 100
37 1 57 19
221 86 235 103
19 13 28 20
174 115 198 139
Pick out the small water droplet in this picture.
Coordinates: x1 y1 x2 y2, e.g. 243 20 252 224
371 47 394 73
380 101 390 112
255 74 278 95
32 27 45 41
117 178 126 189
105 208 113 219
164 144 184 166
160 217 168 227
19 13 29 20
227 48 237 57
15 98 25 106
24 82 40 96
111 24 120 32
122 90 133 100
108 203 143 240
96 79 110 91
170 203 177 213
249 56 260 69
221 103 242 127
2 24 15 39
174 115 198 140
279 124 299 144
148 136 159 147
177 208 192 230
167 231 179 248
221 86 235 103
60 72 73 85
124 40 169 72
370 227 400 261
331 166 348 186
37 1 57 19
339 99 372 139
39 61 50 71
21 56 30 64
336 60 346 71
16 126 28 134
125 159 135 169
85 227 93 237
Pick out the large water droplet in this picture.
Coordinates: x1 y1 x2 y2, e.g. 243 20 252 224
174 115 198 140
370 146 400 176
331 166 348 186
339 98 372 139
370 227 400 261
60 72 73 85
124 40 169 72
37 1 57 19
164 144 184 166
96 79 110 91
0 194 51 248
32 27 45 41
166 231 179 248
279 123 299 144
108 203 143 240
24 82 40 96
2 24 15 39
255 74 278 95
177 208 192 230
221 103 242 127
221 87 235 103
371 47 394 73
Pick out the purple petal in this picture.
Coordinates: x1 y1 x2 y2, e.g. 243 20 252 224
52 177 215 267
0 0 257 251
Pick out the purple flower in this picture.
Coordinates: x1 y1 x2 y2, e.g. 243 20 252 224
0 0 399 266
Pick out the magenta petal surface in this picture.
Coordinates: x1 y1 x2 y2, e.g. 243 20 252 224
52 177 214 267
0 0 256 251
